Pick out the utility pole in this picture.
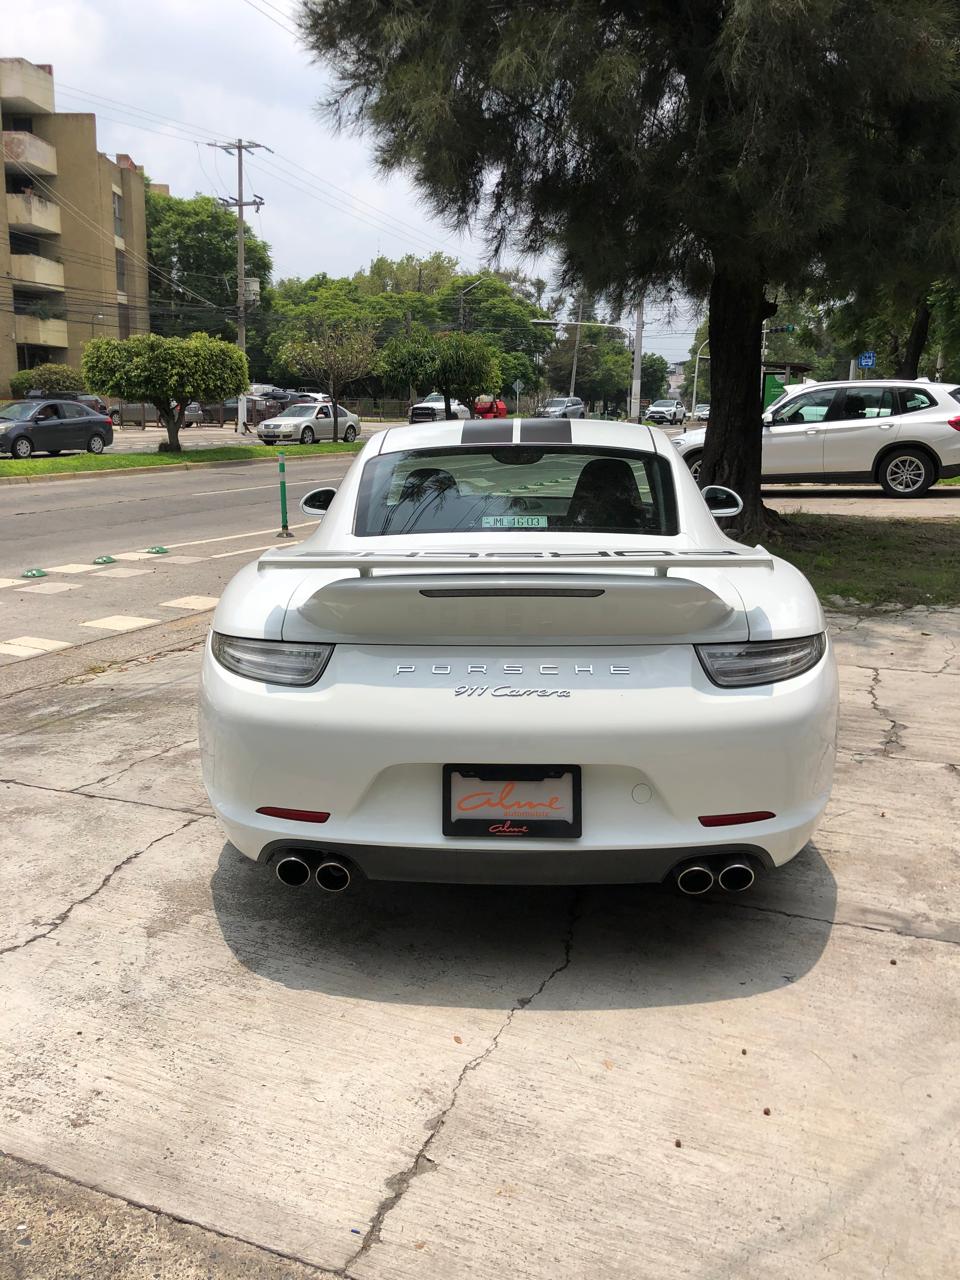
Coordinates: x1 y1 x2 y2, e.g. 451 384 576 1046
628 293 645 420
568 295 585 397
207 139 270 353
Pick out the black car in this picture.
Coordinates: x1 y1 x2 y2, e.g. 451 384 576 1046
0 399 114 458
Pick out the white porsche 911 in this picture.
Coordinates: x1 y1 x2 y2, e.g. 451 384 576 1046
200 418 837 896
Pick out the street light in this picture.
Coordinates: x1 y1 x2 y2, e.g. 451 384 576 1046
691 338 710 418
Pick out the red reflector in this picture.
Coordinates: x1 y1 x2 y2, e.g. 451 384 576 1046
948 415 960 431
256 806 330 824
698 811 775 827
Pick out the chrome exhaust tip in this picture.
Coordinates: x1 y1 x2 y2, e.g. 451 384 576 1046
717 860 756 893
275 855 311 887
315 860 351 894
675 862 715 896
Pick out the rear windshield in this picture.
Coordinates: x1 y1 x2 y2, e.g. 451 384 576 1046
354 446 678 537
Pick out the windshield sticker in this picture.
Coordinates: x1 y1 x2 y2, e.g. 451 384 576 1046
480 515 549 529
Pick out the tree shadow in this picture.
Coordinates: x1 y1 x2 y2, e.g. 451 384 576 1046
211 842 836 1011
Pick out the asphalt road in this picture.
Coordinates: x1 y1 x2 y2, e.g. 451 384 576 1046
0 452 357 666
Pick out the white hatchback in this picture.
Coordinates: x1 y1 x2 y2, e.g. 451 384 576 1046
200 418 837 896
673 379 960 496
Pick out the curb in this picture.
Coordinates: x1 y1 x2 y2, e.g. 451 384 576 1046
0 451 360 486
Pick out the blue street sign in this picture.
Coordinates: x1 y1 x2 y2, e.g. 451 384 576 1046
858 350 876 369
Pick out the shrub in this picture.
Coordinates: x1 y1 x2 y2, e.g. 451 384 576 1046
9 363 86 397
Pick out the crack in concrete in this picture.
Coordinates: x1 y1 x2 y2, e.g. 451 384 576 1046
342 890 583 1273
75 735 198 791
0 775 209 818
865 668 906 757
0 815 204 958
0 1149 333 1276
718 896 960 949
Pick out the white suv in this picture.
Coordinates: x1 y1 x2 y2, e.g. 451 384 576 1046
646 399 686 425
672 379 960 496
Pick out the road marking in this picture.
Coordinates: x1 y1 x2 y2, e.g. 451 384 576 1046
190 477 341 496
0 641 49 657
16 582 79 595
209 541 299 559
159 523 314 550
81 615 160 632
159 596 219 610
94 566 154 578
46 563 105 574
0 579 20 590
111 552 157 561
159 555 203 564
5 635 71 652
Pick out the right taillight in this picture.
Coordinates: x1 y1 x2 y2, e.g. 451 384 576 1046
947 415 960 431
696 634 826 687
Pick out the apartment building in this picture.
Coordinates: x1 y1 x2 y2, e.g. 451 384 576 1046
0 57 149 392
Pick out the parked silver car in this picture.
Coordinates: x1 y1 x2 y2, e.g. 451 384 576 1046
257 401 360 444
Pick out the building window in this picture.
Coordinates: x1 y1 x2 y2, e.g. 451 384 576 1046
112 190 124 237
118 303 130 339
9 115 33 133
115 249 126 292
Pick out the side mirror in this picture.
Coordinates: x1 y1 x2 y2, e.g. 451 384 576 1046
300 486 337 516
762 411 773 426
702 485 744 518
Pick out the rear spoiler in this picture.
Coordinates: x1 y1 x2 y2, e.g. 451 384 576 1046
257 547 774 577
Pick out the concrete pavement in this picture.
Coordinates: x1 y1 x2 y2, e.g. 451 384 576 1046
0 608 958 1277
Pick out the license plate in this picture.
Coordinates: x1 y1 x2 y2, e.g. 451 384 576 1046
443 765 581 839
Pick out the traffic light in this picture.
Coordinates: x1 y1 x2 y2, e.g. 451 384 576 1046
766 324 797 334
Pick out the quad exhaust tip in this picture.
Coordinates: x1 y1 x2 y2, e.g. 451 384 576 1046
675 863 715 896
275 854 311 887
316 860 351 893
717 860 756 892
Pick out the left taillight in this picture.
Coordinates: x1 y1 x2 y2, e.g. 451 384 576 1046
212 633 334 685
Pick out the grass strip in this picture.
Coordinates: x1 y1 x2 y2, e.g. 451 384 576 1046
767 513 960 607
0 442 361 477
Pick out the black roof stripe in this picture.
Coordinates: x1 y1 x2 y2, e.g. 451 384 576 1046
520 419 573 443
461 421 513 444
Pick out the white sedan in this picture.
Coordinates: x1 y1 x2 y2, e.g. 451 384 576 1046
200 419 837 895
257 401 359 444
674 378 960 495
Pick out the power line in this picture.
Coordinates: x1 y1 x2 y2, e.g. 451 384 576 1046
236 0 300 37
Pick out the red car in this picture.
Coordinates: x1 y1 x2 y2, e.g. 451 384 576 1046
474 395 508 418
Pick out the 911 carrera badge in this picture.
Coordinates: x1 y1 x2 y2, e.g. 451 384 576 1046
454 685 571 698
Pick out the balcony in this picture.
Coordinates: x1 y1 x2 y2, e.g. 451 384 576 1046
2 130 57 177
0 60 55 114
10 253 64 292
14 314 68 348
6 192 60 235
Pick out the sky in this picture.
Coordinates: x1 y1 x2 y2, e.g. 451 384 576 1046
6 0 701 365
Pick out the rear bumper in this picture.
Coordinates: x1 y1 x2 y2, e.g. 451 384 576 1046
200 639 838 884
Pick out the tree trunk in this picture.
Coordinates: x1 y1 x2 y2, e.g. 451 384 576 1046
442 388 453 419
159 405 182 452
700 267 777 537
331 382 340 442
895 297 931 378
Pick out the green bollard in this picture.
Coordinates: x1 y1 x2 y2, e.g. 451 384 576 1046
276 451 294 539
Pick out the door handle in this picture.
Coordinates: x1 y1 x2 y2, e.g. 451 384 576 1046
879 423 893 430
805 429 819 435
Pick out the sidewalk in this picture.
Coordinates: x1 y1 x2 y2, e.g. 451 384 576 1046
0 612 958 1277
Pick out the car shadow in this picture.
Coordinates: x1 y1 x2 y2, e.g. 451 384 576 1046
761 484 960 500
211 842 837 1011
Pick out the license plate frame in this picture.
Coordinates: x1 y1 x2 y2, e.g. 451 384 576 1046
443 764 582 839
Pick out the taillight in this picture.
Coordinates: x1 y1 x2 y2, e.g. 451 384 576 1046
947 415 960 431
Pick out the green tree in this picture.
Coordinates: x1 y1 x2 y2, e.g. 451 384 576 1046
352 253 459 295
146 190 273 374
433 332 501 417
9 363 86 397
301 0 960 532
377 327 438 398
280 322 377 439
82 333 247 451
